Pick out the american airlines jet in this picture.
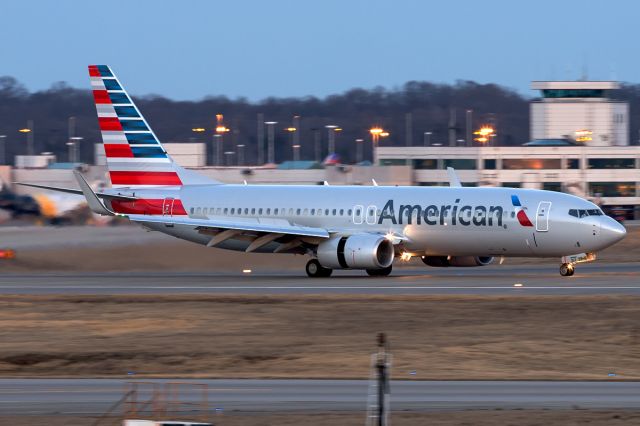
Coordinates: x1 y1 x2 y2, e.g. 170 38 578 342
19 65 626 277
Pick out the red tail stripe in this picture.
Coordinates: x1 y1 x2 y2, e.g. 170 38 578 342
111 198 187 215
93 90 111 104
104 144 133 158
110 171 182 186
99 117 123 131
88 66 100 77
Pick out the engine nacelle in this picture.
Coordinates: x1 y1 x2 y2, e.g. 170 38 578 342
421 256 494 267
317 234 394 269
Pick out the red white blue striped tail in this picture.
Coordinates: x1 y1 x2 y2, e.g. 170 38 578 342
89 65 216 188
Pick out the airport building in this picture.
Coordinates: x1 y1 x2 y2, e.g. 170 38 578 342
377 80 639 219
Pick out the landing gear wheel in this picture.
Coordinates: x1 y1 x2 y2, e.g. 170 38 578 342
306 259 332 278
559 263 575 277
366 265 393 277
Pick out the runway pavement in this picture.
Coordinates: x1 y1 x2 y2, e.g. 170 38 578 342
1 379 640 414
1 263 640 295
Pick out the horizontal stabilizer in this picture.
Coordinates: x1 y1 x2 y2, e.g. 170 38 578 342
14 182 136 200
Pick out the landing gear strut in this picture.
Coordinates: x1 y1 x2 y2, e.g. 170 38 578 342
306 259 332 278
559 263 575 277
366 265 393 277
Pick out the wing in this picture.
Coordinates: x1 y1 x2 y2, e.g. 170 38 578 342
126 214 330 253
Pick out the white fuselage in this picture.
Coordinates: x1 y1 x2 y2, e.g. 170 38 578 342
117 185 626 258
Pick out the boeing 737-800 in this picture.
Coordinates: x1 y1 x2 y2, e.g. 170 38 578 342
19 65 626 277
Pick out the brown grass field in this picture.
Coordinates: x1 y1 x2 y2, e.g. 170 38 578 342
1 294 640 380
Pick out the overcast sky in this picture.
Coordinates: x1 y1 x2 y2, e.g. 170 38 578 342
1 0 635 100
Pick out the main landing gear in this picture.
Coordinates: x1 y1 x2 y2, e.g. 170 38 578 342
559 263 575 277
366 265 393 277
306 259 332 278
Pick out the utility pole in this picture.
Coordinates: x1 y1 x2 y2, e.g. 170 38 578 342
355 139 364 164
366 333 391 426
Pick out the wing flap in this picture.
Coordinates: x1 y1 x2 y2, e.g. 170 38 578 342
126 214 330 239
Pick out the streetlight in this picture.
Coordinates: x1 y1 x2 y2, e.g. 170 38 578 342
224 151 235 166
355 139 364 164
264 121 278 164
213 134 222 166
325 125 339 155
369 127 388 164
237 144 245 166
473 126 496 146
423 131 432 147
68 136 83 163
19 125 33 156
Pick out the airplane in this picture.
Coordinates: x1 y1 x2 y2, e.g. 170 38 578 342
17 65 627 277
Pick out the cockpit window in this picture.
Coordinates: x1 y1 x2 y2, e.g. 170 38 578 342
569 208 604 218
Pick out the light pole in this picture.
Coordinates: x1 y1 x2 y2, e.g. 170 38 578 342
292 144 301 162
355 138 364 164
285 126 297 160
369 127 385 164
264 121 277 164
423 131 432 147
237 144 245 166
213 134 222 166
19 123 33 155
0 135 6 165
325 125 338 155
311 128 321 162
69 136 83 163
224 151 235 166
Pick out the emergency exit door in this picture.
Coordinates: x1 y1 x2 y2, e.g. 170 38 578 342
536 201 551 232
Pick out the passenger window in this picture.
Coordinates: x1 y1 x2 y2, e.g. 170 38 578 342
325 209 329 215
190 207 194 214
267 208 271 215
259 208 263 214
196 207 201 214
244 208 248 214
230 208 235 214
216 208 221 214
274 208 278 215
318 209 323 216
289 208 294 215
296 208 301 215
340 209 344 216
224 208 228 214
332 209 337 216
251 208 255 214
311 209 315 215
348 209 352 216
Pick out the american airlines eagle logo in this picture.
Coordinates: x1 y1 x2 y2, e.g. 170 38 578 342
511 195 533 227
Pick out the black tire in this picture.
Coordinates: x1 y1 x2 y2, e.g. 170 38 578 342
306 259 332 278
366 264 393 277
559 263 575 277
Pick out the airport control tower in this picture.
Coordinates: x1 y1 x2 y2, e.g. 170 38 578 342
530 81 629 146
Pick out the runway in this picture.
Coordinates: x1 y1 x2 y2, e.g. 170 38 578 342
1 379 640 414
1 263 640 295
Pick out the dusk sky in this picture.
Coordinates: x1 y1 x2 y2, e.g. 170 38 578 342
2 0 636 100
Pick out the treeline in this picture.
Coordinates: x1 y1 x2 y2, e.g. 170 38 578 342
0 76 639 165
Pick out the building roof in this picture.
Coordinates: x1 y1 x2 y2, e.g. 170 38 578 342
531 81 619 90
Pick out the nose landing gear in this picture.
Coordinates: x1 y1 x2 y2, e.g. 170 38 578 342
558 252 596 277
559 263 575 277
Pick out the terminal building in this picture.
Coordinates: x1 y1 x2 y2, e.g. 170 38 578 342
377 80 640 219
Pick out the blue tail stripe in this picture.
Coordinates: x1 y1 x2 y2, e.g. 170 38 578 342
511 195 521 206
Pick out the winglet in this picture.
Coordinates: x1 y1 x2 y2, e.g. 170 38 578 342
372 179 378 187
73 171 115 216
446 167 462 187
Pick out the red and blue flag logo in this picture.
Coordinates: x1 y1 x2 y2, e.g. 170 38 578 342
511 195 533 227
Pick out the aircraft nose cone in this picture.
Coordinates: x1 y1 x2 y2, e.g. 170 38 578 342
600 217 626 247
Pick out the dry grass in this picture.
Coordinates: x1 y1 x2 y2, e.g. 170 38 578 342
5 410 640 426
1 294 640 380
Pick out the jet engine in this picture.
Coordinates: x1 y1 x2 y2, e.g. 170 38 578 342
317 234 394 269
421 256 494 267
